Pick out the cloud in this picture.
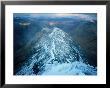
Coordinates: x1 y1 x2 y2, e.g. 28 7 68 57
54 13 96 22
24 13 96 22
